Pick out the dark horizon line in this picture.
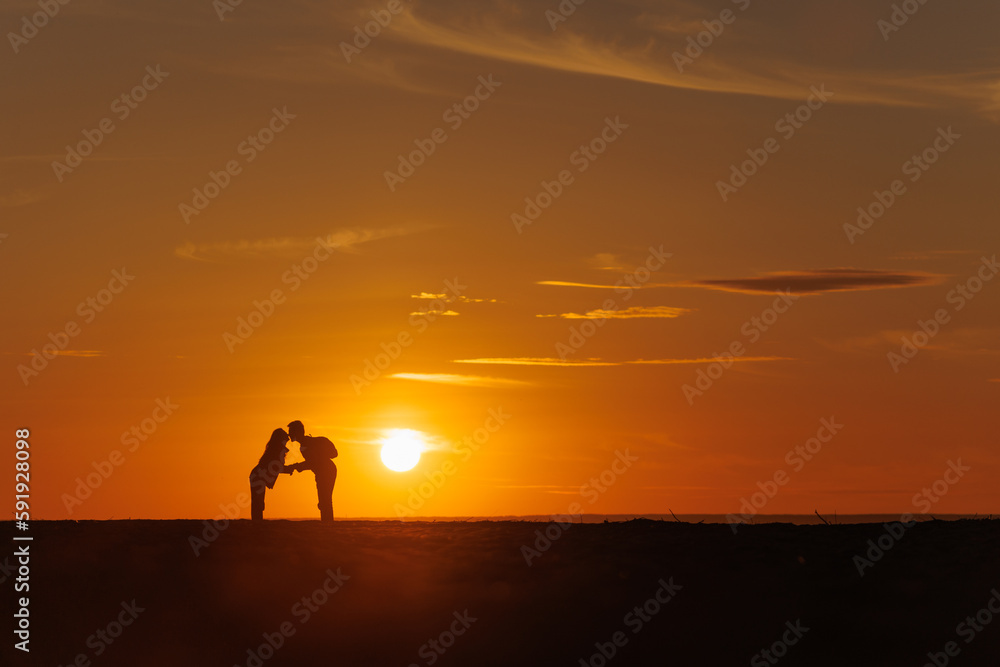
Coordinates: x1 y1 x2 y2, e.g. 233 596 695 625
9 512 997 523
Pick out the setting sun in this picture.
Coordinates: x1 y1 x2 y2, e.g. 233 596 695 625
380 429 425 472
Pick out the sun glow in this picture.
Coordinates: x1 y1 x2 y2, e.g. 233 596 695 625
380 429 425 472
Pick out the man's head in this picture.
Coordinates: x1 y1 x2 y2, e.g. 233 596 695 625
287 420 305 441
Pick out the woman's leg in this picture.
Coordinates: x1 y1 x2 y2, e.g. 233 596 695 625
250 470 266 520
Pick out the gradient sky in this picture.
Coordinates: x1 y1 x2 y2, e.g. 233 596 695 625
3 0 998 519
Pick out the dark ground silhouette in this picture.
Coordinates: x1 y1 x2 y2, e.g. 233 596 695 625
4 519 999 666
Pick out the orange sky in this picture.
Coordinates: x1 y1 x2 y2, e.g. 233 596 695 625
3 0 999 519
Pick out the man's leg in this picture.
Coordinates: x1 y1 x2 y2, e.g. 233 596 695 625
315 469 336 522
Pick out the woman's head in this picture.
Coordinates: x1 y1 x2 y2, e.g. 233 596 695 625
265 428 289 452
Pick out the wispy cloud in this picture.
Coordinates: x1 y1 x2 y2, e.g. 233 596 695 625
544 269 941 296
40 0 1000 118
627 356 792 365
493 484 583 494
389 373 532 387
537 280 664 290
589 253 626 271
410 309 459 317
818 331 909 354
175 225 423 261
455 356 791 366
381 0 1000 116
27 350 105 358
889 250 975 261
0 188 46 208
409 292 498 317
687 269 941 295
537 306 692 320
411 293 497 303
456 357 619 367
823 327 1000 356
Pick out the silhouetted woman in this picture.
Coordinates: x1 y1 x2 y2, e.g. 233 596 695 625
249 428 293 520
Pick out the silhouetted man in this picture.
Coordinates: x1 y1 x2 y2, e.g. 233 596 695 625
287 420 337 522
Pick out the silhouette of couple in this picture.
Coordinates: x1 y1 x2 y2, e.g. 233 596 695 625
249 420 337 522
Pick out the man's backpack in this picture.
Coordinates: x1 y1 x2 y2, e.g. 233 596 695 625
304 435 337 460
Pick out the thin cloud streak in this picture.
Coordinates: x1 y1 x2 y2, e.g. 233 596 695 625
389 373 533 387
174 226 424 261
0 189 46 207
456 358 619 367
538 280 669 290
628 356 793 365
686 269 942 295
27 350 106 358
412 293 498 303
455 356 792 366
537 306 692 319
409 310 459 317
